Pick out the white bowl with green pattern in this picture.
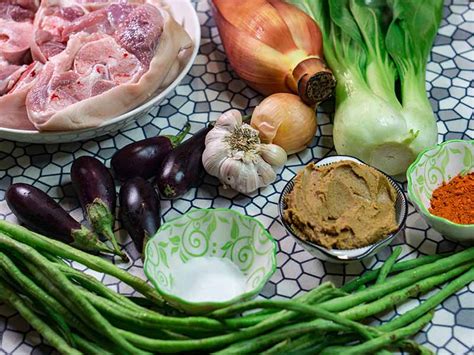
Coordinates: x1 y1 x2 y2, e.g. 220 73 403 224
143 208 277 314
407 139 474 243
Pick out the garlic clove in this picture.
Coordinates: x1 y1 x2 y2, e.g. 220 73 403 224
216 109 243 130
260 144 287 166
205 125 230 145
202 142 229 177
219 158 260 194
255 156 277 187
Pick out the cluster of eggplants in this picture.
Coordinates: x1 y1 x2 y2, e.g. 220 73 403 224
5 183 121 257
113 123 212 256
111 122 212 199
5 122 210 260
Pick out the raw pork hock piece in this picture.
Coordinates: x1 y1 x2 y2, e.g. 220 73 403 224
26 2 192 131
0 62 42 130
31 0 87 62
0 0 39 130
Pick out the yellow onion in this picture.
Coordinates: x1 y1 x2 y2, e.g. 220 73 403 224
211 0 335 105
251 93 317 154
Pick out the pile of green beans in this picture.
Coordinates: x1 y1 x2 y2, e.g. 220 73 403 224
0 221 472 354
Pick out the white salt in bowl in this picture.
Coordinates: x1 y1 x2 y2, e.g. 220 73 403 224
143 208 277 314
0 0 200 143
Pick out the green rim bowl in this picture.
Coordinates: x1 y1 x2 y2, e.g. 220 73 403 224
143 208 277 314
407 139 474 243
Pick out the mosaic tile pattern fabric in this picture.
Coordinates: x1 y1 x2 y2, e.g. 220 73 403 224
0 0 473 353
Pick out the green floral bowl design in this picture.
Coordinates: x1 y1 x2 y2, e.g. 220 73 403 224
407 139 474 243
143 208 277 314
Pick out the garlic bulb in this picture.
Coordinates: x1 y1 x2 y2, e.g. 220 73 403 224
202 110 287 194
251 93 317 154
211 0 335 105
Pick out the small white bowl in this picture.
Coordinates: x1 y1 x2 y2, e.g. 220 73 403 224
279 155 408 263
144 208 277 314
407 139 474 244
0 0 200 143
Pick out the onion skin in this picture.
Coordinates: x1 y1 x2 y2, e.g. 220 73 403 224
251 93 317 154
211 0 335 105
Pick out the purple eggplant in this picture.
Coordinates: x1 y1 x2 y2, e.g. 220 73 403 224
155 125 212 199
111 123 191 181
71 156 128 262
5 183 119 256
119 177 161 257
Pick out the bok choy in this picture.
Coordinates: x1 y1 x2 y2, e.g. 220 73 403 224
291 0 443 175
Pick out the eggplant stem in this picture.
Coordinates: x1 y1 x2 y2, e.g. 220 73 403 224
102 227 129 262
87 199 129 262
165 122 191 147
94 240 127 260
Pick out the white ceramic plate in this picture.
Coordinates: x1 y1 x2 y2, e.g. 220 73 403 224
0 0 200 144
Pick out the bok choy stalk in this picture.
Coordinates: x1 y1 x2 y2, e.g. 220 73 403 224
291 0 442 175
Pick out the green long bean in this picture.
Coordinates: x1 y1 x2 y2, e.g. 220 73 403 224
281 267 473 355
217 300 376 339
224 250 469 330
7 255 137 353
127 253 473 354
262 333 319 355
2 234 227 335
214 282 335 319
52 262 146 311
113 304 341 353
0 252 76 344
376 246 402 284
0 221 164 306
340 263 473 321
320 247 474 312
342 253 448 292
17 257 122 345
320 312 434 355
379 267 474 332
219 282 337 328
0 232 149 355
0 221 471 355
0 279 81 355
71 333 114 355
0 251 66 321
75 285 227 332
216 262 471 354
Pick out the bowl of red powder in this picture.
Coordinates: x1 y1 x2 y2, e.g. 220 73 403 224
407 139 474 243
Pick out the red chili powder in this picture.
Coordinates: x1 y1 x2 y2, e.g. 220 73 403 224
429 172 474 225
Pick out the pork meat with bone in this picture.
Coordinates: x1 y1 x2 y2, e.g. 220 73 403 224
26 1 192 130
0 0 39 130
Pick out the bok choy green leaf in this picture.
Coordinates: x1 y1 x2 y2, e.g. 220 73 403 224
291 0 443 175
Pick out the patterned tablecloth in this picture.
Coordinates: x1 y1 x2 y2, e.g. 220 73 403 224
0 0 473 354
